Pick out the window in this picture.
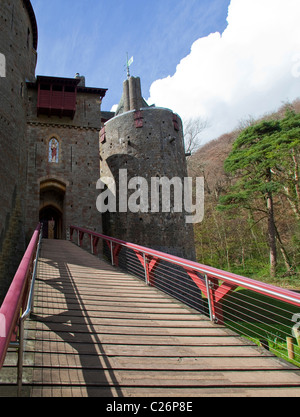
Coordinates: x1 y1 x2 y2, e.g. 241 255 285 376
27 28 30 49
48 138 59 163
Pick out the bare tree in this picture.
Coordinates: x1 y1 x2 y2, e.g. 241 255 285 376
183 117 209 155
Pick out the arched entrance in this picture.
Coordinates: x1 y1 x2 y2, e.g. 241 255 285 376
39 205 63 239
39 179 66 239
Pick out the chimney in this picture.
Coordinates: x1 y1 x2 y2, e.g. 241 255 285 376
75 73 86 87
123 76 143 111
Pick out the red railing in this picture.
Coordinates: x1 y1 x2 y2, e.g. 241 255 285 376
0 224 41 369
70 225 300 366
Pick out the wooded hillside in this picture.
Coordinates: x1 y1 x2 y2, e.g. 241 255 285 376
188 99 300 288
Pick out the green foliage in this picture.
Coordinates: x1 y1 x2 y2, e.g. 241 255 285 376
193 107 300 284
222 288 300 367
220 115 298 209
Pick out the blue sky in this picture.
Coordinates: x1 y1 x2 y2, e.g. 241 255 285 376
30 0 300 143
31 0 230 110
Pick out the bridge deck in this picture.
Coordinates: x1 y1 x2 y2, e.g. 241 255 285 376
1 239 300 397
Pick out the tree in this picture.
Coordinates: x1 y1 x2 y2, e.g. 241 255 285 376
218 111 300 278
183 117 208 155
271 110 300 221
218 120 282 278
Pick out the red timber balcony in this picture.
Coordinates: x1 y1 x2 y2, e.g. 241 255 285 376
36 76 79 119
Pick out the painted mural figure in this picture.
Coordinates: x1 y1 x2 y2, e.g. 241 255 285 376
48 217 55 239
49 138 59 163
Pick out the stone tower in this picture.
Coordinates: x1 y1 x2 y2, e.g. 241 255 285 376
0 0 38 298
0 1 109 300
100 76 196 260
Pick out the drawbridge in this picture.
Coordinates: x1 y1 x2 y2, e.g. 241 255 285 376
1 226 300 397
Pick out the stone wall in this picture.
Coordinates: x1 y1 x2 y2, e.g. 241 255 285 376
0 0 37 300
25 87 103 240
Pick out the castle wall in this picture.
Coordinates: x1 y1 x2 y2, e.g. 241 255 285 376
25 88 103 240
0 0 37 301
100 107 196 261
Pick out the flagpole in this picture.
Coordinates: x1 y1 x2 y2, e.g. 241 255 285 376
126 54 133 79
126 53 130 79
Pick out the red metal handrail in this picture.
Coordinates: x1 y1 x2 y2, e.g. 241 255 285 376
71 226 300 366
0 224 41 368
70 225 300 308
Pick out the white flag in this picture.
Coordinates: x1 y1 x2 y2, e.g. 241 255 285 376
127 56 134 67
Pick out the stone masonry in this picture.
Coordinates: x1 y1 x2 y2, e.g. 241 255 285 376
25 78 106 241
100 77 196 260
0 0 37 301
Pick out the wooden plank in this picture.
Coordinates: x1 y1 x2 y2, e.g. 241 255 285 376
22 368 300 387
3 353 289 371
28 316 212 328
27 333 253 347
33 303 193 314
27 341 274 358
26 324 233 337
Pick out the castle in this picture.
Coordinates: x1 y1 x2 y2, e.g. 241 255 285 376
0 0 195 299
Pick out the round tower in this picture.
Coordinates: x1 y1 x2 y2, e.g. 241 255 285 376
99 77 195 260
0 0 38 298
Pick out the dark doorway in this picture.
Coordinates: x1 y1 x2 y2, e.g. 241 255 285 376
39 206 63 239
39 179 66 239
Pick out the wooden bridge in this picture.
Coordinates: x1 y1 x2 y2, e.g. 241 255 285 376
1 238 300 397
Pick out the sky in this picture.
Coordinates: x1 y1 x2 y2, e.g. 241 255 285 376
31 0 300 144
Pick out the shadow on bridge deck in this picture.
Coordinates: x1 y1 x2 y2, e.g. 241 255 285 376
1 239 300 397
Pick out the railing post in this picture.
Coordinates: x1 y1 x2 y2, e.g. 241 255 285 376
17 316 25 397
16 227 42 396
143 254 149 285
110 242 114 266
70 227 73 242
31 259 36 315
90 235 93 255
92 237 99 256
205 274 215 322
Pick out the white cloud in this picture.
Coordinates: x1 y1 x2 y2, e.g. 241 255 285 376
110 104 118 113
147 0 300 143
